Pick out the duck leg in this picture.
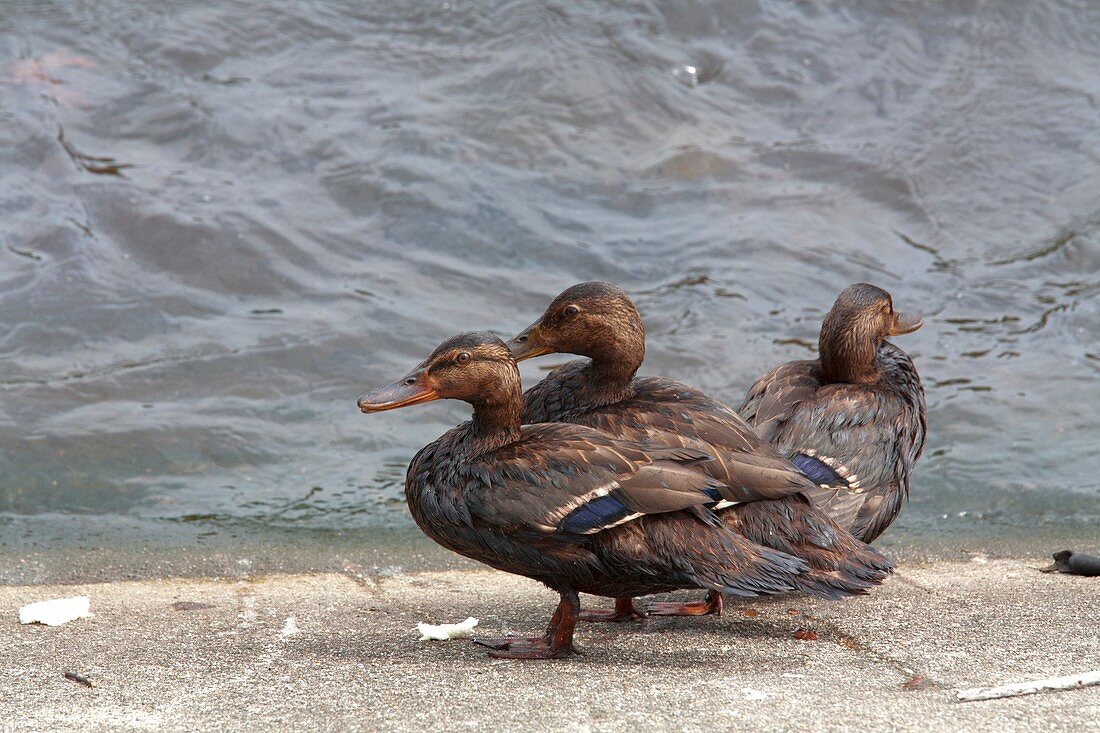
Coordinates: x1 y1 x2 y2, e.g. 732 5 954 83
473 591 581 659
578 596 646 623
642 590 723 617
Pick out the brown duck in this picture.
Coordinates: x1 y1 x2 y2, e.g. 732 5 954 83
738 283 927 542
358 332 813 659
508 282 892 620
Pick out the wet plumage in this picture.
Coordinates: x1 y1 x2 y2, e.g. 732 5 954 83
509 282 893 612
739 283 927 542
358 332 813 658
404 420 808 599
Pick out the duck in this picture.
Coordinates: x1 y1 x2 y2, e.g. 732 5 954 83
508 282 893 621
358 331 814 659
738 283 927 543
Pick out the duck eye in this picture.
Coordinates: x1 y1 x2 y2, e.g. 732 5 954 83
564 304 580 316
456 352 471 364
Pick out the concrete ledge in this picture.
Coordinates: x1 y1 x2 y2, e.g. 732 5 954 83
1 559 1097 732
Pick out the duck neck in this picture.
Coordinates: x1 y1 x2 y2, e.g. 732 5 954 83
468 373 523 454
583 336 643 405
819 320 880 385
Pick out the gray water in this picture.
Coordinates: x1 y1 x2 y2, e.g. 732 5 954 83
2 1 1099 582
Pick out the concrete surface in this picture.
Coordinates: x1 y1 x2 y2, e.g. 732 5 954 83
1 559 1097 732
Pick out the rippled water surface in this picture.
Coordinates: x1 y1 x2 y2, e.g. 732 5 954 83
2 1 1099 577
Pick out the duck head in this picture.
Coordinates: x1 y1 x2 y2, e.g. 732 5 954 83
358 331 522 413
508 282 645 378
819 283 922 384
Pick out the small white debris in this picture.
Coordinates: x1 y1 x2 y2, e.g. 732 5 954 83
19 596 92 626
416 617 478 641
742 687 772 701
971 555 989 564
281 616 299 638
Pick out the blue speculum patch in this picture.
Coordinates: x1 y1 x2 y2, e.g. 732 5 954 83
791 453 844 486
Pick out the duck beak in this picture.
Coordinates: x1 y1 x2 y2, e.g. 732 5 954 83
889 311 923 336
508 319 553 361
357 366 439 413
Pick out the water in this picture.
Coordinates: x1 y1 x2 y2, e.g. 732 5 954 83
2 1 1098 582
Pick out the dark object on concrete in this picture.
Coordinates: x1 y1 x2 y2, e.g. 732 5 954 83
1040 550 1100 577
63 672 95 688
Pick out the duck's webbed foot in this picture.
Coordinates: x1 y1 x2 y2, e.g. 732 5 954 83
482 637 580 659
578 596 646 623
642 590 723 617
473 635 541 651
474 590 581 660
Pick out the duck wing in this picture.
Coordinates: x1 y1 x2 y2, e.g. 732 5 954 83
567 377 814 503
463 423 734 537
740 363 922 542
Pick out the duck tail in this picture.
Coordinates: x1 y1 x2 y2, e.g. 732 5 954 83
726 496 893 599
708 544 812 599
641 514 810 598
